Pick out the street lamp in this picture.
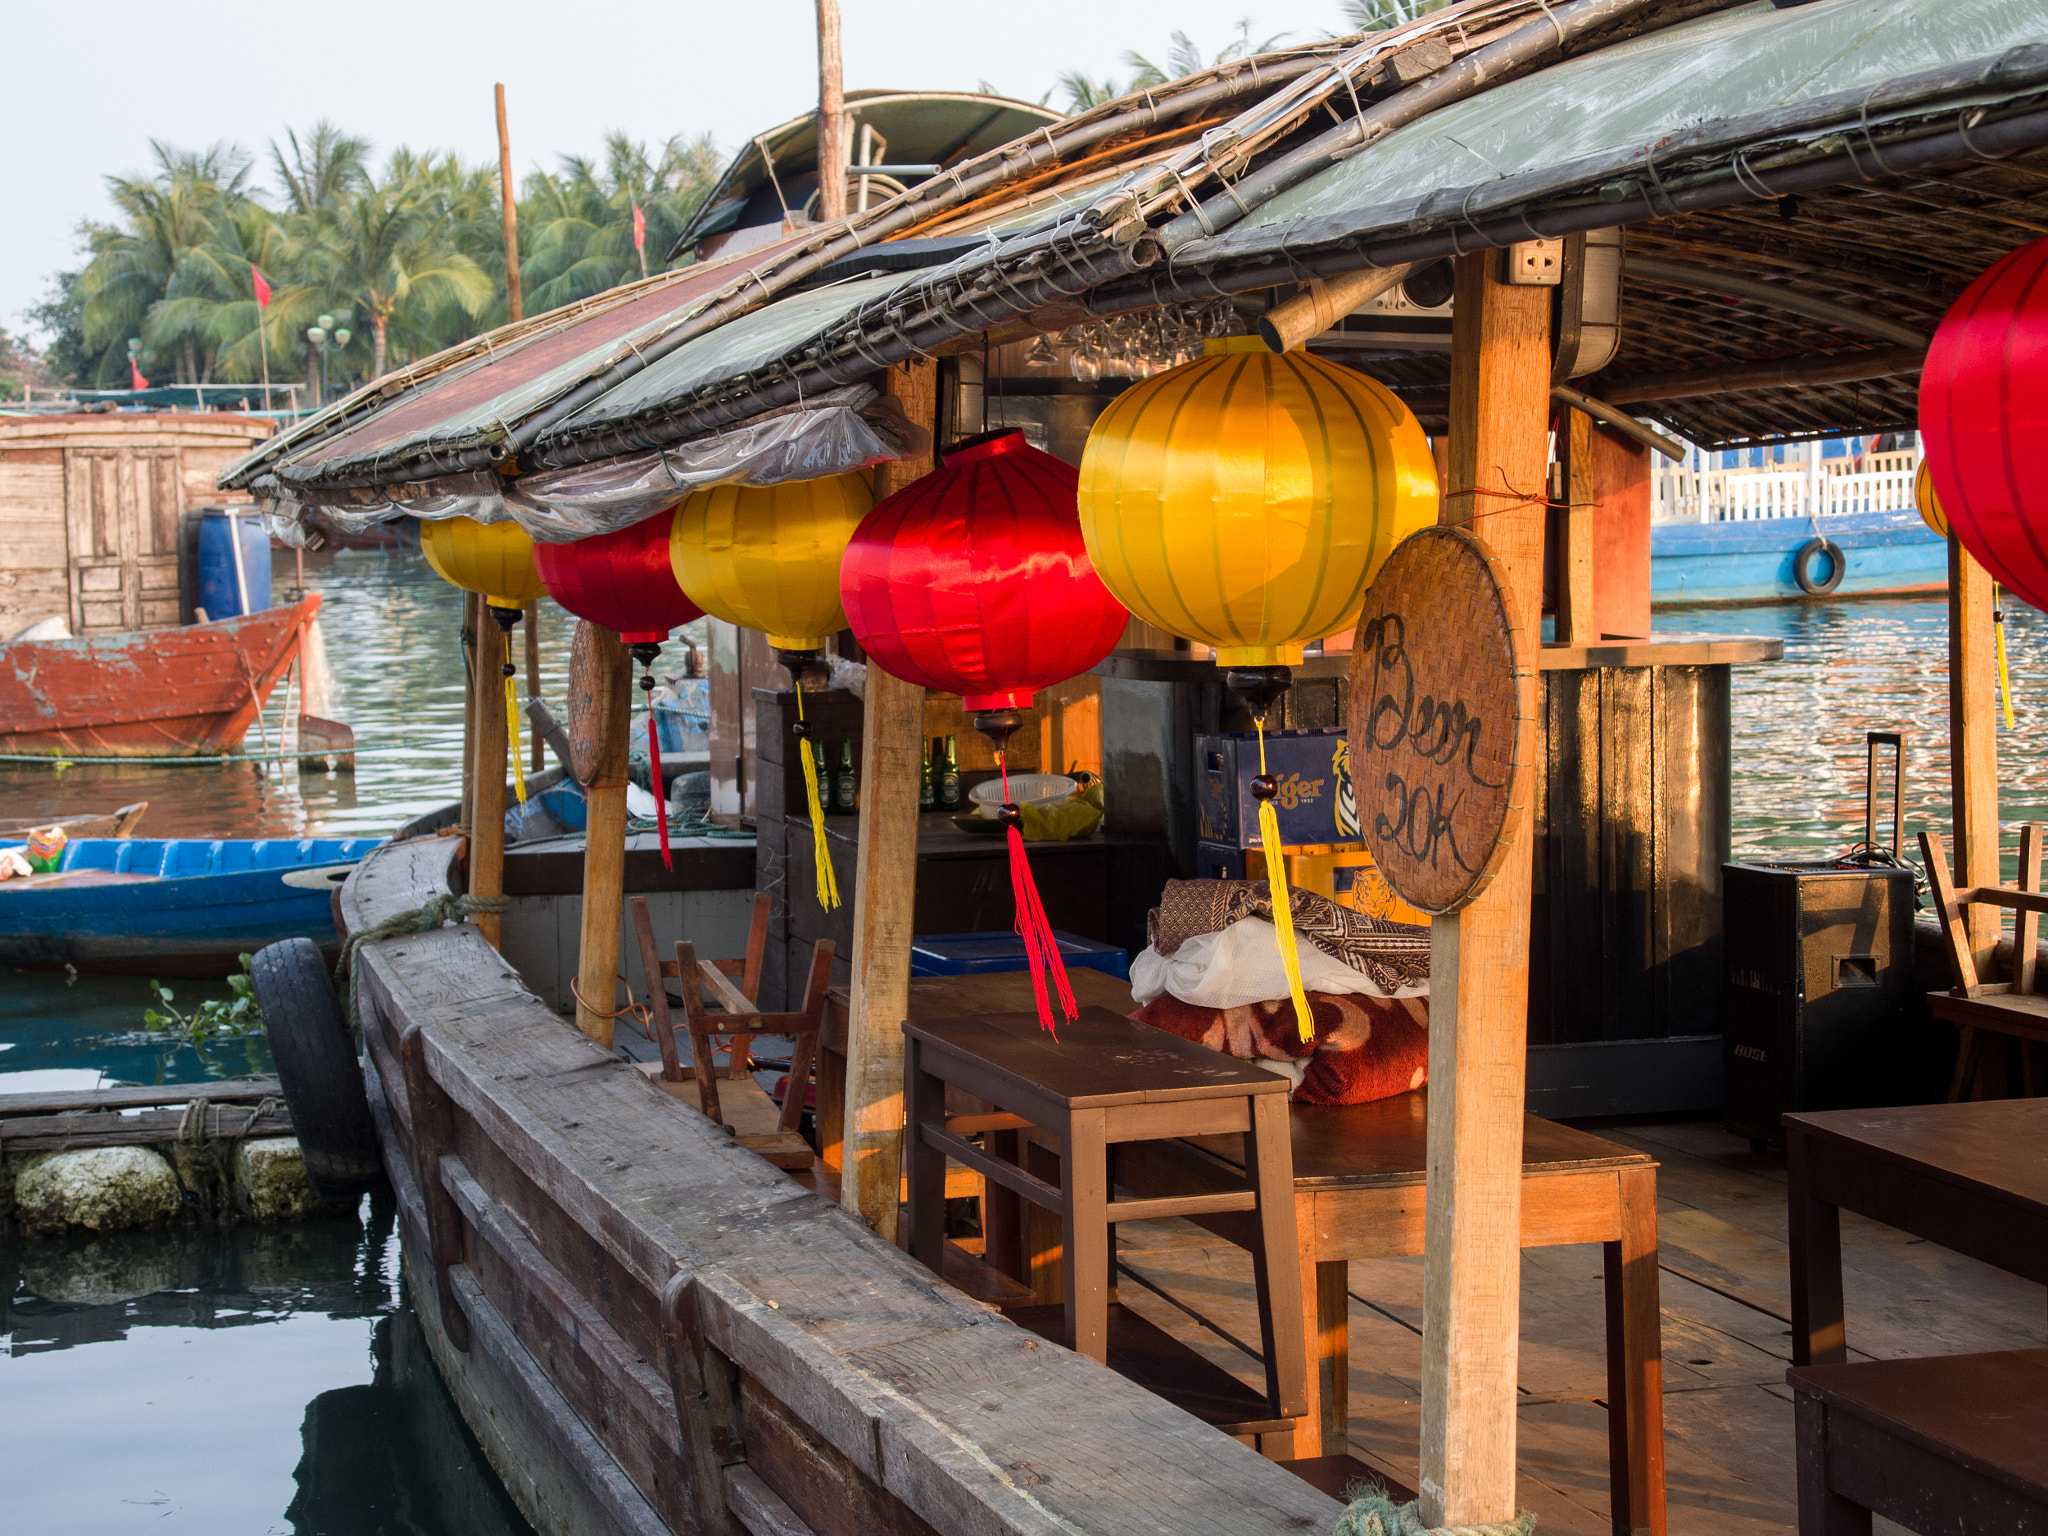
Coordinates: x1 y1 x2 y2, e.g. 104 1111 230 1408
305 313 352 408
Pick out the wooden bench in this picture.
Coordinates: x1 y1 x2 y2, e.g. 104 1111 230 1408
1920 826 2048 1099
1788 1347 2048 1534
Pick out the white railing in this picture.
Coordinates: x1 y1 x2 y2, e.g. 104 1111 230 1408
1651 448 1921 524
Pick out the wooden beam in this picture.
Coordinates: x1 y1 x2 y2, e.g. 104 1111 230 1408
1423 249 1548 1530
575 622 634 1047
1555 409 1596 646
1951 535 2002 977
460 591 481 832
524 598 543 774
1595 345 1925 406
840 358 936 1243
471 611 509 949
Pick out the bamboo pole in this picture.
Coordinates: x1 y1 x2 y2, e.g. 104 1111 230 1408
839 359 936 1241
1949 535 2001 979
1420 251 1551 1530
460 592 481 833
814 0 849 224
495 84 524 325
524 598 543 774
575 623 634 1048
471 614 510 949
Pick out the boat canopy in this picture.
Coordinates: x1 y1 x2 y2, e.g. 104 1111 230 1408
222 0 2048 525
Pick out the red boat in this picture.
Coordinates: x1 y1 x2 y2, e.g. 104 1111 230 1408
0 596 319 758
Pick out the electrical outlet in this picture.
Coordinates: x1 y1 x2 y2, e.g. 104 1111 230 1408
1505 238 1562 286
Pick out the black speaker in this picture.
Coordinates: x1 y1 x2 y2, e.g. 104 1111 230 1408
1721 860 1918 1147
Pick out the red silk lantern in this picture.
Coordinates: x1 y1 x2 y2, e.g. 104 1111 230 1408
842 430 1130 1030
535 509 706 868
1921 236 2048 611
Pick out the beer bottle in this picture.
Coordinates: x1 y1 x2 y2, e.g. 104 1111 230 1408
938 734 961 811
919 735 936 810
834 737 858 812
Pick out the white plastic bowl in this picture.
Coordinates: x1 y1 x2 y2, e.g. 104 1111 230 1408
968 774 1077 818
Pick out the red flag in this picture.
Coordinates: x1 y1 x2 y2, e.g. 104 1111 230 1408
251 266 272 308
632 203 646 254
129 358 149 390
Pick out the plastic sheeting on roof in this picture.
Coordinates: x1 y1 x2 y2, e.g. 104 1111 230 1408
1194 0 2047 252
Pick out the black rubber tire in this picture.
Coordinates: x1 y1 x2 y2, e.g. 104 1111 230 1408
1792 536 1846 596
251 938 385 1201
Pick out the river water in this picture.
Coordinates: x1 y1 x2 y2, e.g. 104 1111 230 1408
5 548 2046 1532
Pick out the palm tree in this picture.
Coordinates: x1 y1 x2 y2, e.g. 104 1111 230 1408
141 200 291 385
295 169 494 380
74 142 252 385
519 132 721 312
1338 0 1454 30
1059 22 1290 114
272 122 373 216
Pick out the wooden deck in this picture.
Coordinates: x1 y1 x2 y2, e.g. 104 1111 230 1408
1107 1117 2048 1534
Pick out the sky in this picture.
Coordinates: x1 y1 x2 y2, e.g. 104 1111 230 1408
5 0 1351 343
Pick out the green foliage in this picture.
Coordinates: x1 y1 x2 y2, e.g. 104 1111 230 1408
143 954 259 1045
0 326 53 400
1058 20 1291 113
46 119 725 397
1338 0 1455 32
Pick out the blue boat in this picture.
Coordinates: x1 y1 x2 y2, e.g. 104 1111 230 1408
0 836 383 974
1651 509 1947 606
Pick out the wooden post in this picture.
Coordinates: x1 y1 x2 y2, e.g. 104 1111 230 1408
460 592 481 832
575 623 634 1048
524 598 543 774
813 0 848 223
1950 535 2001 977
495 84 523 325
1557 408 1597 645
1421 251 1551 1529
839 359 936 1241
471 612 510 949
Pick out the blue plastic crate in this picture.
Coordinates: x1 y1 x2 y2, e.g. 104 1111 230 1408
910 930 1130 981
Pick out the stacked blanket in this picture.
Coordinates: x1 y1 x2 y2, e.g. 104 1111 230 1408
1131 879 1430 1105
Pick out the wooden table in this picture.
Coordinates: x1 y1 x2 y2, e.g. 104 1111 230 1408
1788 1347 2048 1534
833 969 1665 1535
1117 1091 1666 1536
1787 1099 2048 1368
905 1003 1310 1449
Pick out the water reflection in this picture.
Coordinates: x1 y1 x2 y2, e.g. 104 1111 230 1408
1660 594 2048 879
0 1200 531 1536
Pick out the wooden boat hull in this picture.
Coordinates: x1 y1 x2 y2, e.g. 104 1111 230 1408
0 802 147 840
0 835 380 973
0 597 319 757
1651 509 1946 606
342 838 1336 1536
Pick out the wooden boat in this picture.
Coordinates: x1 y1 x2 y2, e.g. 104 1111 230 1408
0 833 381 974
1651 508 1947 605
0 802 147 839
341 837 1333 1536
0 596 318 758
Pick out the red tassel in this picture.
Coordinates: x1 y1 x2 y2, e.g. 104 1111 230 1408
1007 821 1076 1036
647 707 672 871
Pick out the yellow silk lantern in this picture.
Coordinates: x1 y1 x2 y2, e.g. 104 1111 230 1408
420 516 544 612
1078 336 1437 1041
1076 337 1437 665
1915 460 1950 538
668 472 875 651
420 515 545 802
669 471 875 912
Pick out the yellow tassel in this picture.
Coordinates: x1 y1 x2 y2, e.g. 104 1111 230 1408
1995 583 2017 730
1256 718 1313 1042
505 671 527 804
797 689 840 910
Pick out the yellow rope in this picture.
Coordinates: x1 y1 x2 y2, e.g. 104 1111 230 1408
1256 717 1313 1042
797 688 840 910
505 671 527 803
1995 582 2017 730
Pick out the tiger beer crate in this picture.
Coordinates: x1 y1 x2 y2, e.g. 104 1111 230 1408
1194 726 1358 850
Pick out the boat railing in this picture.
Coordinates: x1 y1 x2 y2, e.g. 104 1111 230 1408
1652 449 1923 524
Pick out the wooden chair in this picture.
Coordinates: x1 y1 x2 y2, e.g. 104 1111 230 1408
628 892 834 1169
1919 827 2048 1100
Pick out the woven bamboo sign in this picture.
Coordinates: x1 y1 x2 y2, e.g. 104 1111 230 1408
1347 526 1532 916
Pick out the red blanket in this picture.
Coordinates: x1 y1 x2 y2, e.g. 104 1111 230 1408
1133 991 1429 1105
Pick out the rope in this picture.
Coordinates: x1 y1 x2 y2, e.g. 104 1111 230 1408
334 892 509 1035
569 973 652 1030
1333 1494 1535 1536
1255 717 1314 1043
